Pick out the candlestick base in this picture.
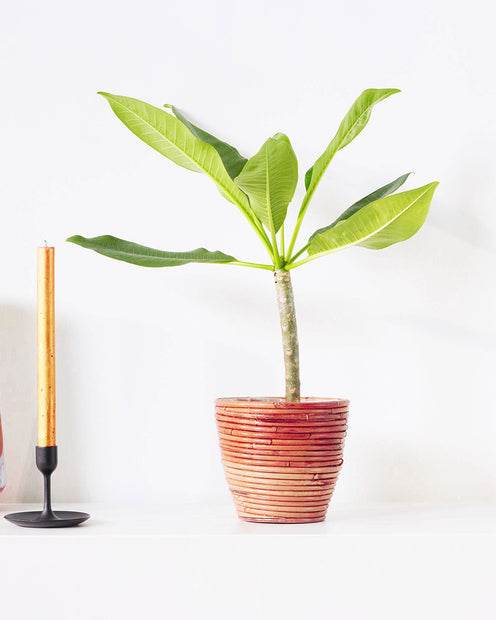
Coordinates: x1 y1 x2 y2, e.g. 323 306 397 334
4 446 90 529
4 510 90 528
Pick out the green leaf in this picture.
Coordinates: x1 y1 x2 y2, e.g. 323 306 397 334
304 88 400 192
286 88 401 261
67 235 237 267
98 92 251 214
307 182 438 256
164 104 247 179
329 172 411 227
234 133 298 234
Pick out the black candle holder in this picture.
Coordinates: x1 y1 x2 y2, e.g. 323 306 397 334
4 446 90 528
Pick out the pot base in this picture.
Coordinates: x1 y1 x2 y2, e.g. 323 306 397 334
240 516 326 524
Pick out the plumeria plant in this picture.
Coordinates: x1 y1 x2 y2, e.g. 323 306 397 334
69 88 438 402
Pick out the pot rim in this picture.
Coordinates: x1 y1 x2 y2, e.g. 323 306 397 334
216 396 349 408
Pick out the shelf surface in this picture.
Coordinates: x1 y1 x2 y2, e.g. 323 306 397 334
2 501 494 620
1 500 495 537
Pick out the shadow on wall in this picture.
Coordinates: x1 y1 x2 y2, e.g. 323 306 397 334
0 304 86 503
0 304 37 502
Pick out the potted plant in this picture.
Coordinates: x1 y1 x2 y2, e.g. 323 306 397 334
69 88 438 523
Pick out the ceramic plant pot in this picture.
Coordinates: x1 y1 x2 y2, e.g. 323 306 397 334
215 397 349 523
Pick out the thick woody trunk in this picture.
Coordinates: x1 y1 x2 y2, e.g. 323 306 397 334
274 269 300 402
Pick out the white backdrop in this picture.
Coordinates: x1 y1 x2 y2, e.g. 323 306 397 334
1 0 494 506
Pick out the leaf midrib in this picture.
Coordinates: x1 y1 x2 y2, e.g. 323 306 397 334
99 250 231 263
265 144 275 236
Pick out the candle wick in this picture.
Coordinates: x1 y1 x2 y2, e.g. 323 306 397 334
44 240 48 247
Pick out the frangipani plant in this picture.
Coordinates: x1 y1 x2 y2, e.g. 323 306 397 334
69 88 438 403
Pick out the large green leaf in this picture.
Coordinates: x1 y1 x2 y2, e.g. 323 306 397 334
307 182 438 256
234 133 298 234
98 93 251 214
330 172 411 227
67 235 236 267
164 104 247 179
304 88 400 193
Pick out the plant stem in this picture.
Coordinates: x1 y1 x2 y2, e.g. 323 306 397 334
287 246 339 270
288 243 308 263
229 260 274 270
286 255 319 269
286 191 312 260
246 214 275 262
274 269 300 402
280 226 285 259
270 227 282 269
286 159 328 260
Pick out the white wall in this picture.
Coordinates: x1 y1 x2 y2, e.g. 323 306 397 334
1 0 495 505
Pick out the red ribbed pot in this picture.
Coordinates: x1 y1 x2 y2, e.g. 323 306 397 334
215 397 349 523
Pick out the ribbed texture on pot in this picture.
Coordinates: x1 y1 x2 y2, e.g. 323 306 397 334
216 397 349 523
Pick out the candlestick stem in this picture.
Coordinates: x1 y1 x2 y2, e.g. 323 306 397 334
36 446 57 518
41 475 53 517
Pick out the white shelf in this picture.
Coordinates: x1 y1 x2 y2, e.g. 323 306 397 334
1 500 495 537
2 501 494 620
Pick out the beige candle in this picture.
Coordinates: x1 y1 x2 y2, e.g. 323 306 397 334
37 246 56 447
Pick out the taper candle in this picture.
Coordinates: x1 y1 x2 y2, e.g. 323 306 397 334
37 246 56 447
4 246 89 528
